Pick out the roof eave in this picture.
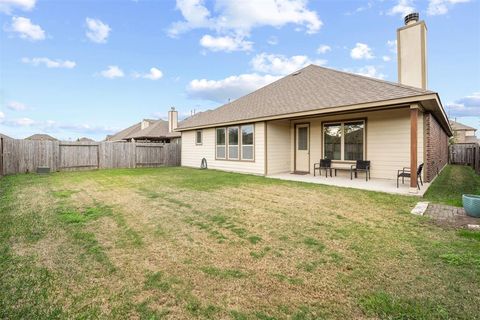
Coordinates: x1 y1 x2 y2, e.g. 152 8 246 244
176 93 439 132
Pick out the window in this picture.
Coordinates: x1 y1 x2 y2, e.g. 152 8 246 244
216 124 255 161
344 122 364 160
323 121 365 161
241 125 254 160
297 127 308 150
195 130 202 145
228 127 239 159
216 128 226 159
324 124 342 160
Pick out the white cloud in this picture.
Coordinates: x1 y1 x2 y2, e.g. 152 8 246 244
388 0 415 17
187 73 281 103
133 67 164 80
21 57 76 69
100 66 124 79
169 0 322 37
446 92 480 117
0 111 4 120
350 42 374 60
427 0 470 16
347 65 385 79
316 44 331 54
251 52 326 75
5 117 36 126
200 34 253 52
0 0 35 14
387 40 397 54
85 17 111 43
6 100 27 111
8 16 45 41
382 55 391 62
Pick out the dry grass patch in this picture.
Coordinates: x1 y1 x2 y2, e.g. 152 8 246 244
1 167 479 319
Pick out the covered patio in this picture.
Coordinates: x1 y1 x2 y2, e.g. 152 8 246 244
267 172 430 196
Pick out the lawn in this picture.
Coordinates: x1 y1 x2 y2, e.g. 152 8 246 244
424 164 480 207
1 166 479 319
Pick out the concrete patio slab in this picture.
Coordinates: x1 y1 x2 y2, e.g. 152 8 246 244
267 172 430 196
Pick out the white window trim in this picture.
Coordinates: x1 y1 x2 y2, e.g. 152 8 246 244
227 126 240 160
240 124 255 161
195 130 203 145
215 128 226 159
215 124 255 161
323 120 365 161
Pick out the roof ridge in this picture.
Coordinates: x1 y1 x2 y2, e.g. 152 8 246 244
308 64 434 94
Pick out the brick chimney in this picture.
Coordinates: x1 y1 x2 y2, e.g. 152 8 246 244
168 107 178 133
397 12 427 89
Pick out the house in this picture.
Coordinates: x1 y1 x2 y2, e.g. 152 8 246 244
26 134 58 141
0 133 13 140
106 108 181 143
177 13 452 192
450 120 478 144
77 137 96 142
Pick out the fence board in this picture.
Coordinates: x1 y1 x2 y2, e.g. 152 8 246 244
449 143 480 174
1 139 181 175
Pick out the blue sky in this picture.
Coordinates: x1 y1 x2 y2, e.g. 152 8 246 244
0 0 479 140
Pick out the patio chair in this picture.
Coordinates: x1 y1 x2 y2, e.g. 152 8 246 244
397 163 424 189
314 159 332 177
351 160 371 181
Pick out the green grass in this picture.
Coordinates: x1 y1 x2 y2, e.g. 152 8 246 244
0 166 479 319
424 165 480 207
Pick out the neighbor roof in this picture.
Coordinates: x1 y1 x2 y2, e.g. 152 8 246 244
0 133 13 140
178 64 436 130
126 119 180 139
106 119 156 141
26 134 58 141
449 120 477 131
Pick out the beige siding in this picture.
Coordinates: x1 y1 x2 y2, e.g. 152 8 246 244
266 120 291 174
290 107 424 180
181 122 265 175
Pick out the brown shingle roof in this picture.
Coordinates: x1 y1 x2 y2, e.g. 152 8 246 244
106 120 156 141
449 120 477 131
178 64 435 130
126 120 180 139
0 133 13 140
25 134 58 141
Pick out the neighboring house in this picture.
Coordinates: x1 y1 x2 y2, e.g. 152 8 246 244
77 137 96 142
450 120 478 144
26 134 58 141
0 133 13 140
177 13 452 190
106 108 181 143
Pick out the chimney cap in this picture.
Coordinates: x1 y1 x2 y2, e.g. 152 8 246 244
404 12 419 25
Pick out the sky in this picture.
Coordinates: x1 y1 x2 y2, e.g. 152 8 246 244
0 0 479 140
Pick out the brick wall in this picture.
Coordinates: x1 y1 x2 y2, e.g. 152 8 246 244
424 113 449 182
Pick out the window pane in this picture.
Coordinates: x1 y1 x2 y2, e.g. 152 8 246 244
344 122 364 160
241 125 254 145
228 127 239 145
297 127 308 150
196 131 202 144
324 124 341 160
216 128 225 145
242 145 253 160
216 146 226 159
229 146 239 159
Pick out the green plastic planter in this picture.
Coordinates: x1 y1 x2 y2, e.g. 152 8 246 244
463 194 480 218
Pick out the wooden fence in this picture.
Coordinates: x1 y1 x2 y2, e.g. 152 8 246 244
449 143 480 174
0 138 181 175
